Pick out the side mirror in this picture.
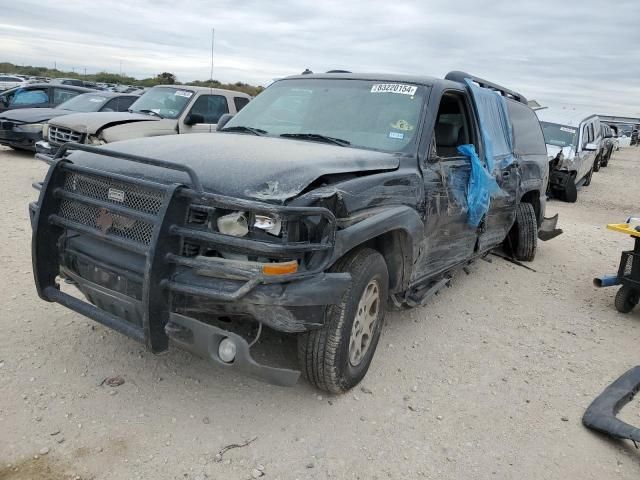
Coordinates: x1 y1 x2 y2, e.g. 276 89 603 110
584 142 598 151
216 113 234 131
184 113 205 126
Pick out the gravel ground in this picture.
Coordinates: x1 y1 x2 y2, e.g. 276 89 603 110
1 145 640 480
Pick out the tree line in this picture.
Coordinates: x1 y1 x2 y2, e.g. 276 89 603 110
0 62 264 96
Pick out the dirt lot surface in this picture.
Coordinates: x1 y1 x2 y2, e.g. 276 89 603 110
2 145 640 480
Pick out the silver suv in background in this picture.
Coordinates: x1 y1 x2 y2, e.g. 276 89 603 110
536 108 603 202
0 75 26 91
36 85 251 155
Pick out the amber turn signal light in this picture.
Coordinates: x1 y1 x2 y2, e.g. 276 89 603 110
262 260 298 276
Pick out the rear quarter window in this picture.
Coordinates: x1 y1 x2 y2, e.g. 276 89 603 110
506 100 546 155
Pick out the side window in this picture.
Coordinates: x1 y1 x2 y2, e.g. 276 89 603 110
53 88 79 105
11 88 49 105
432 92 474 159
588 123 594 142
188 95 230 124
116 96 137 112
506 100 546 155
100 98 119 112
233 96 249 112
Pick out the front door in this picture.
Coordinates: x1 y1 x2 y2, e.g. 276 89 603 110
416 91 479 280
180 93 231 133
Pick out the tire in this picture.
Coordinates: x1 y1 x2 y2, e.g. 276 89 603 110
506 202 537 262
583 166 594 186
298 248 389 393
560 180 577 203
593 156 600 172
615 285 639 314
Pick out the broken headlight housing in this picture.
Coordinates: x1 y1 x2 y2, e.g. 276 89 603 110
87 135 106 145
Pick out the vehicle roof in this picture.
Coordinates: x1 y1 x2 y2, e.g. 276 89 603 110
75 91 139 98
535 107 599 127
281 72 439 86
2 82 93 92
153 84 251 97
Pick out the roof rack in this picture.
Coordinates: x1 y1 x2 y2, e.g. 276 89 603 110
326 70 351 73
445 71 527 104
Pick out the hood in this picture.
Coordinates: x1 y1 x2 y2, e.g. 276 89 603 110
66 133 400 203
0 108 67 124
49 111 160 134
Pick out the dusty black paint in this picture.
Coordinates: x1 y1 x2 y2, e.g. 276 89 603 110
31 72 552 385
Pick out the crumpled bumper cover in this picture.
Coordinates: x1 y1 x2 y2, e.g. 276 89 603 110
582 366 640 444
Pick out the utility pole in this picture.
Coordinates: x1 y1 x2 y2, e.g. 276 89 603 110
84 67 87 79
120 60 122 79
210 27 215 82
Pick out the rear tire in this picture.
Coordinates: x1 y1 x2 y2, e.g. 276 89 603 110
298 248 389 393
560 180 577 203
506 202 537 262
615 285 639 313
593 156 600 172
583 166 594 186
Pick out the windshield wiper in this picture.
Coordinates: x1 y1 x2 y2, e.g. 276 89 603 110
134 109 163 119
280 133 350 146
221 125 267 136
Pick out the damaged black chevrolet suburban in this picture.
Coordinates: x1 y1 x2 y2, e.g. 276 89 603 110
31 71 560 392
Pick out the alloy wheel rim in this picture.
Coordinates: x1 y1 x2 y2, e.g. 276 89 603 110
349 280 380 367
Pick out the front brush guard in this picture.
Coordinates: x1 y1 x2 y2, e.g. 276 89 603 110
583 366 640 444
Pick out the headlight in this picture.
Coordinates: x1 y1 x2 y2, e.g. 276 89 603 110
87 135 106 145
217 212 249 237
42 123 49 137
13 123 44 133
254 214 282 236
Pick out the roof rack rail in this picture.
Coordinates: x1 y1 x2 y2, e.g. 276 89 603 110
445 71 527 104
326 70 351 73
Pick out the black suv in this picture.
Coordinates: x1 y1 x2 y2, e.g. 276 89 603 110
31 72 560 392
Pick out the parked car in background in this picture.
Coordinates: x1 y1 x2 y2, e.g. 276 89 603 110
600 124 615 167
51 78 86 87
30 71 560 392
0 91 139 151
37 85 251 155
0 75 26 91
536 109 603 202
0 84 92 113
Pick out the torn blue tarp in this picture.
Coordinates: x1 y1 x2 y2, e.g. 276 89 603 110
465 78 515 172
457 144 502 227
456 78 516 226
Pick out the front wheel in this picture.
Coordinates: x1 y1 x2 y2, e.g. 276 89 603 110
615 285 639 313
298 248 389 393
593 156 601 172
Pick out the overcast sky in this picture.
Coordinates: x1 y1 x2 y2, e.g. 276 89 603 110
1 0 639 116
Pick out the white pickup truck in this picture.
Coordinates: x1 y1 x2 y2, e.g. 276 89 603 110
36 85 251 155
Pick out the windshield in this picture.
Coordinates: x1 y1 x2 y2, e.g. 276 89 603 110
57 93 110 112
224 78 427 153
128 87 194 119
540 121 578 148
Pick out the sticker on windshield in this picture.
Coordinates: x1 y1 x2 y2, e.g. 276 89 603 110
390 119 414 131
174 90 193 98
371 84 417 95
560 127 576 134
389 132 404 139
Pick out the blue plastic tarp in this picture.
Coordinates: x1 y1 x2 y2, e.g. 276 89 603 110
457 144 502 227
457 79 516 226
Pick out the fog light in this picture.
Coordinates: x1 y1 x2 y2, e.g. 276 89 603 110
218 337 237 363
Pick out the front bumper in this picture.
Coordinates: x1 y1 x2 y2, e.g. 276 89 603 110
32 144 346 386
35 140 61 156
0 127 42 150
